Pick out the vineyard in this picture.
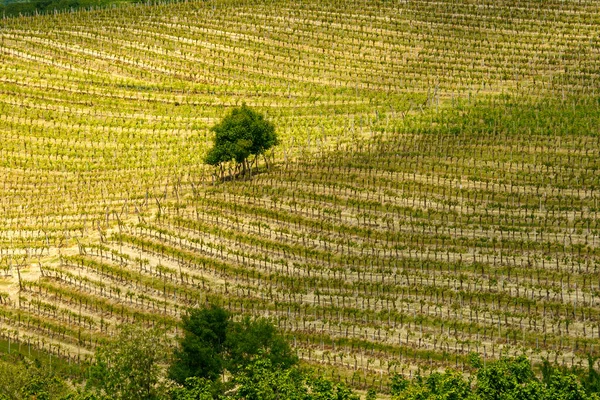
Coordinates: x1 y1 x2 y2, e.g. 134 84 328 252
1 0 599 391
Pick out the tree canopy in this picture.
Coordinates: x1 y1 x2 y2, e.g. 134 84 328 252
169 305 230 383
225 315 298 374
169 305 297 385
204 104 278 175
86 324 169 400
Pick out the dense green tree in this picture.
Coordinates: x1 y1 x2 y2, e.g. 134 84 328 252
204 104 278 176
87 324 168 400
546 373 593 400
474 355 533 399
170 305 297 384
225 315 298 375
169 305 231 383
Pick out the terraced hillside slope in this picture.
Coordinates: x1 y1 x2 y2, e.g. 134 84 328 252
1 0 599 389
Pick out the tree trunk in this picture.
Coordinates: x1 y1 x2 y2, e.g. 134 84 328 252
246 158 252 178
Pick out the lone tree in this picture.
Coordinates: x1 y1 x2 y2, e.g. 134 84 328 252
204 104 278 178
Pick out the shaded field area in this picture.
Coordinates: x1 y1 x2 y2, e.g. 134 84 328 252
0 0 143 17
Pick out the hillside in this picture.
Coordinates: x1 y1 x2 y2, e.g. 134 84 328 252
0 0 599 389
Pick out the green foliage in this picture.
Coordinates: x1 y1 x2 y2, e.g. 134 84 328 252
390 374 410 396
583 356 600 394
308 377 360 400
0 356 71 400
0 338 89 399
546 373 591 400
231 356 308 400
562 356 600 395
392 370 472 400
168 351 358 400
474 356 537 399
61 393 102 400
392 355 600 400
468 353 483 370
87 324 169 400
170 305 296 384
225 315 298 375
0 358 43 399
169 305 230 383
170 377 215 400
204 104 278 169
366 389 377 400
